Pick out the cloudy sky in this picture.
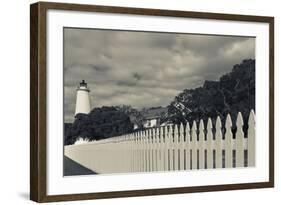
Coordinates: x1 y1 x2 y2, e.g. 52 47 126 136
64 28 255 122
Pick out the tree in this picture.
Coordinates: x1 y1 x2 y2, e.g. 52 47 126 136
115 105 145 130
64 106 133 145
166 59 255 129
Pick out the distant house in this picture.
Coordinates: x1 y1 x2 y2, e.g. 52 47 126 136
134 107 168 130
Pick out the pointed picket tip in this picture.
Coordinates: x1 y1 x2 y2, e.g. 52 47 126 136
153 128 157 137
225 114 232 129
169 124 173 132
236 112 244 127
185 123 190 141
156 127 159 135
148 129 152 137
199 119 204 130
146 129 149 137
164 125 168 133
174 124 179 133
248 109 256 126
192 120 197 130
160 126 164 134
216 116 222 129
185 122 190 131
155 128 159 142
142 132 145 141
159 126 164 141
180 123 184 132
207 118 213 130
168 124 173 138
174 125 179 143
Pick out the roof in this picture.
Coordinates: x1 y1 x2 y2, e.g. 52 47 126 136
141 107 168 120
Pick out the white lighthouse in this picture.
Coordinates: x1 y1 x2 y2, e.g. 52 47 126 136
75 80 91 116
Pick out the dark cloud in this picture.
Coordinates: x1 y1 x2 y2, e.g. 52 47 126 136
64 28 255 122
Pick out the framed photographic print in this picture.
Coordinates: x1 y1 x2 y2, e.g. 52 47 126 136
30 1 274 202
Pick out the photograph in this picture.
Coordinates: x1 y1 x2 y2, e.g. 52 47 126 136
63 28 256 176
30 2 274 202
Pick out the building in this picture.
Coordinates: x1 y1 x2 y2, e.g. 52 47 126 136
75 80 91 116
135 107 168 129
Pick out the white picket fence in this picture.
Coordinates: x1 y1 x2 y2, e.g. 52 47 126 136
65 110 255 174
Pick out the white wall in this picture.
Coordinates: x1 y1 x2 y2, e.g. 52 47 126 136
143 118 158 128
0 0 279 204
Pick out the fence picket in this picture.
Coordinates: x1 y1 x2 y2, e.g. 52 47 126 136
64 111 255 174
225 114 233 168
191 121 197 170
168 125 173 171
179 123 185 170
155 127 160 171
135 132 138 172
148 129 153 172
174 125 179 171
206 118 213 169
248 110 255 167
164 125 169 171
185 122 191 170
152 128 156 171
145 130 149 172
215 116 222 168
236 112 244 168
140 131 144 172
159 126 165 171
198 119 205 169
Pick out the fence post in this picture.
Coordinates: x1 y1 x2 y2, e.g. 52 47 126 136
236 112 244 168
225 114 233 168
248 110 255 167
